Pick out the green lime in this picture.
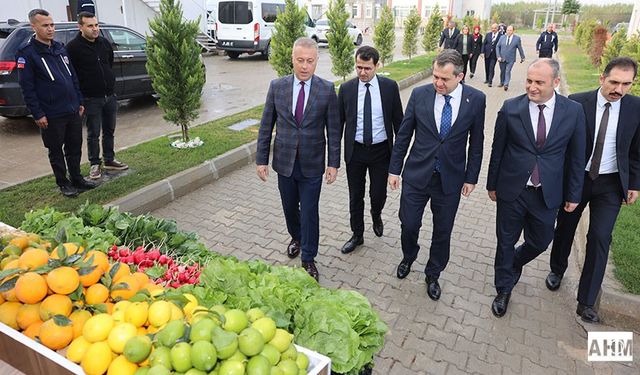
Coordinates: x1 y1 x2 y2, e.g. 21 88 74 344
157 320 186 348
218 360 245 375
191 340 218 371
246 354 271 375
295 352 309 370
252 317 276 343
190 317 217 342
238 327 265 356
147 364 171 375
123 335 152 363
149 346 173 370
259 343 280 366
223 309 248 334
170 342 192 372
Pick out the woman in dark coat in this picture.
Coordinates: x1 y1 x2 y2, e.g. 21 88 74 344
469 25 483 79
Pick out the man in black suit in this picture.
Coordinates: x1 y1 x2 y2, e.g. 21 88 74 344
389 50 485 301
546 57 640 323
338 46 404 254
482 23 501 87
256 38 341 281
487 58 586 317
439 21 460 50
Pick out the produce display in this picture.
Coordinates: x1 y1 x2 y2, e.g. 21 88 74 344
0 204 388 375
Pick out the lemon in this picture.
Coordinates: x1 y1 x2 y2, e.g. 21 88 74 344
269 329 293 353
252 317 276 343
83 313 115 343
246 307 265 322
114 300 132 313
246 354 271 375
124 334 153 363
238 327 264 356
66 336 91 363
296 352 309 370
148 300 172 327
218 360 245 375
81 341 113 375
281 344 297 361
259 343 280 366
182 293 198 317
169 302 184 320
112 309 126 324
223 309 248 334
69 309 92 339
125 301 149 328
107 354 138 375
108 322 138 353
277 359 299 375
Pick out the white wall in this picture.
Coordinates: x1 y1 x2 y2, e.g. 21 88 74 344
2 0 70 22
628 0 640 38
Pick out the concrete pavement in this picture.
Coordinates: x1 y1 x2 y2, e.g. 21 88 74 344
151 35 639 374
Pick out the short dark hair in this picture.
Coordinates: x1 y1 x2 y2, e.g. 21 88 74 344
603 57 638 79
434 49 464 76
355 46 379 65
28 9 49 23
78 11 97 25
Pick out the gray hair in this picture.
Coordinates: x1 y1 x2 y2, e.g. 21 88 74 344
28 8 49 23
434 49 464 76
292 37 318 54
529 58 560 79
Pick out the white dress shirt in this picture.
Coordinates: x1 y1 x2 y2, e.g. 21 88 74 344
434 83 462 132
292 76 311 116
585 88 620 174
527 94 556 186
356 75 386 144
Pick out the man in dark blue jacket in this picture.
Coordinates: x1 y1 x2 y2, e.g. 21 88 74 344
17 9 97 197
536 23 558 58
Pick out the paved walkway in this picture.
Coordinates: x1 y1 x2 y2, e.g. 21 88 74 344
153 35 639 374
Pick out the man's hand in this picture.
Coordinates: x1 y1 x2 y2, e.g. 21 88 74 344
564 202 578 212
488 190 497 202
497 57 503 62
78 105 85 117
325 167 337 184
625 190 638 205
388 175 400 191
35 116 48 129
461 183 476 197
256 165 269 182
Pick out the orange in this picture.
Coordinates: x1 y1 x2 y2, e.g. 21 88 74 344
15 272 48 304
85 283 110 304
39 317 74 350
16 303 42 330
2 258 21 271
9 236 29 250
0 301 22 329
79 266 104 287
23 320 43 339
18 248 49 270
131 272 150 287
1 282 18 302
84 250 110 273
0 293 5 304
109 262 131 283
47 266 80 295
39 294 73 321
69 309 93 339
110 275 140 301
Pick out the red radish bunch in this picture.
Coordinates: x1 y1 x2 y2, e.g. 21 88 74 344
106 245 201 287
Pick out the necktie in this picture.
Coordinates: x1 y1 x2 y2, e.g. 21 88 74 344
435 95 452 172
530 104 546 186
295 81 305 126
589 102 611 180
449 29 452 38
508 36 511 46
363 83 372 146
492 33 496 42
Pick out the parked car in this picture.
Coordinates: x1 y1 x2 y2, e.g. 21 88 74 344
216 0 318 59
315 19 363 46
0 21 155 118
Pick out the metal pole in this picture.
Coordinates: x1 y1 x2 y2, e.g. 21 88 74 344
544 0 551 27
551 0 558 24
121 0 128 27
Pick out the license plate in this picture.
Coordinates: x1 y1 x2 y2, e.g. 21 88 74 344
221 41 234 47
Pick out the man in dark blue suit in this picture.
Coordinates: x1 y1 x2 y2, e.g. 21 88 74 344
482 23 501 87
546 57 640 323
256 38 341 281
389 50 486 301
487 58 586 317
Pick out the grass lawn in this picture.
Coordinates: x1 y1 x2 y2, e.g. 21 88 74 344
0 55 433 228
558 36 640 295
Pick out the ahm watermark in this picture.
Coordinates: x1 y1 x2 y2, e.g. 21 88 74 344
587 331 633 362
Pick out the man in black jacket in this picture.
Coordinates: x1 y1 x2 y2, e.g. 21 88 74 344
67 12 128 180
536 23 558 58
439 21 460 50
17 9 96 197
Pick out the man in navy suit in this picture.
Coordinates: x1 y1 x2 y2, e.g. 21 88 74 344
256 38 341 281
546 57 640 323
439 21 460 50
482 23 501 87
496 25 525 91
338 46 403 254
487 58 586 317
389 49 485 301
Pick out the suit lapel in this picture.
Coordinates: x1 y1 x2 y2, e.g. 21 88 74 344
584 91 598 147
425 86 438 136
616 94 632 150
301 75 319 126
449 85 470 136
284 75 295 124
545 96 566 146
518 96 536 147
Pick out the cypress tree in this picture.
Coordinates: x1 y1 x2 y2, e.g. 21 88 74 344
146 0 205 144
374 6 395 67
327 0 355 81
403 7 421 61
269 0 306 77
422 5 443 52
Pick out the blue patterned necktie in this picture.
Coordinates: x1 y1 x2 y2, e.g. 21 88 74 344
435 95 452 172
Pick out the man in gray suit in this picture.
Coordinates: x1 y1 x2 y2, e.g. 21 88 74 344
496 25 525 91
256 37 341 282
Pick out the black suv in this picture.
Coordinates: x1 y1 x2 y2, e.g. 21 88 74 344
0 21 154 118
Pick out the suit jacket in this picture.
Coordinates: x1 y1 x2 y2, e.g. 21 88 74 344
487 94 586 208
389 83 486 194
482 31 501 58
439 28 460 49
470 33 483 56
569 90 640 201
338 75 403 163
496 34 525 63
256 74 341 177
455 33 474 56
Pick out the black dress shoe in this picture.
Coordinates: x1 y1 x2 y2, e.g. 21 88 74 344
488 83 492 87
301 261 319 281
576 304 601 323
504 85 509 91
470 73 474 78
396 260 412 279
545 272 563 291
59 184 79 198
491 292 511 318
341 234 363 254
425 275 441 301
287 239 300 259
372 214 384 237
72 178 98 190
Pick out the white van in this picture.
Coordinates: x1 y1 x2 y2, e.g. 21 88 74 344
216 0 317 59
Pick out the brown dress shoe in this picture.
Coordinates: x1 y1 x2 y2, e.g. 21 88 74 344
302 261 319 281
287 239 300 259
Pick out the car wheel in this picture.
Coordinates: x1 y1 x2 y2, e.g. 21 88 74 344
355 34 363 46
262 43 271 60
227 51 240 59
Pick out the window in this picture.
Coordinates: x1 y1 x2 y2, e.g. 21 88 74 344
218 1 253 24
466 10 475 16
262 3 284 23
105 28 146 51
366 5 372 18
352 4 359 18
